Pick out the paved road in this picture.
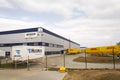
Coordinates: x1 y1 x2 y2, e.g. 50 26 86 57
46 53 120 69
0 69 66 80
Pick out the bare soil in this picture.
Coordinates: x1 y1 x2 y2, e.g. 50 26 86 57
73 56 120 63
63 70 120 80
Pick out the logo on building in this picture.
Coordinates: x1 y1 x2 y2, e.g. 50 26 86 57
25 32 38 39
16 50 20 54
27 48 42 54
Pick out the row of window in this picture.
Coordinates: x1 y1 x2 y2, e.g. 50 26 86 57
0 42 64 48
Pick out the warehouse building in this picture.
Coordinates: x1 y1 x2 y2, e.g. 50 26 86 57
0 27 80 56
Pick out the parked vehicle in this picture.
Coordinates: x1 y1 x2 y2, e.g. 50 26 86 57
85 45 120 55
66 48 81 54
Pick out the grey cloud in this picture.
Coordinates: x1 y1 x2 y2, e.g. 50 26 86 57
0 0 120 47
1 0 120 19
76 0 120 19
55 17 120 47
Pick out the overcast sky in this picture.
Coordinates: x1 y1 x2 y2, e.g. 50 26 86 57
0 0 120 47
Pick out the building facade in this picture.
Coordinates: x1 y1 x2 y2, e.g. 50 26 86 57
0 27 80 55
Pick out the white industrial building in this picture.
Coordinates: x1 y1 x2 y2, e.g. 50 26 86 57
0 27 80 56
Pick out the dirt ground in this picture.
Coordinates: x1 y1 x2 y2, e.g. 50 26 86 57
73 56 120 63
63 70 120 80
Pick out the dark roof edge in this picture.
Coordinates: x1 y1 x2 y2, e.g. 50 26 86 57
42 28 80 46
0 27 80 46
0 27 38 35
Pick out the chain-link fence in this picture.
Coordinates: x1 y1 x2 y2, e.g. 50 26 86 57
44 51 120 70
0 51 120 70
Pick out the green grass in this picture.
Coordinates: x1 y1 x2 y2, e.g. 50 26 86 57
0 63 27 69
0 63 14 68
73 56 120 63
48 68 59 71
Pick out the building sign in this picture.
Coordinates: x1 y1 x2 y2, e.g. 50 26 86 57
27 48 42 54
12 46 45 61
25 32 38 38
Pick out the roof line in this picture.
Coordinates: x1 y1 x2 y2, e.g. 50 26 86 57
0 27 80 45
